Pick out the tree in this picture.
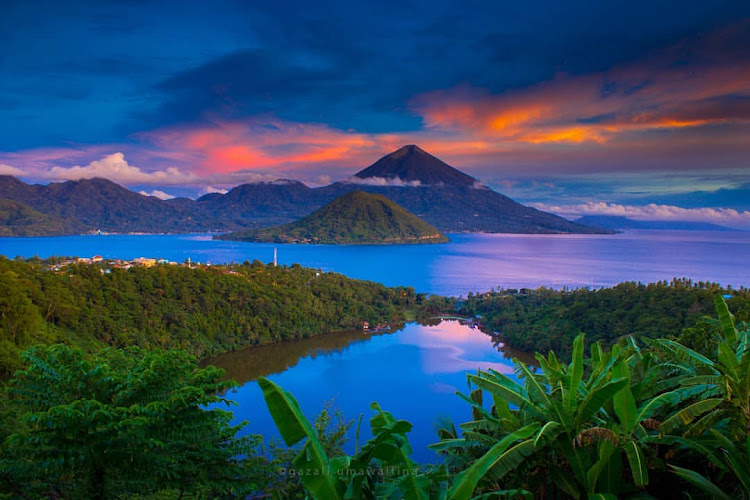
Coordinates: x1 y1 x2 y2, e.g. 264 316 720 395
1 345 265 499
258 297 750 499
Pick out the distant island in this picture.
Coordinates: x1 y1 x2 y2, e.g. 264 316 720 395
216 191 450 245
575 215 736 232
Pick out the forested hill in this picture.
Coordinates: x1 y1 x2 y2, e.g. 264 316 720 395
217 191 450 244
0 199 84 236
453 279 750 357
0 256 416 377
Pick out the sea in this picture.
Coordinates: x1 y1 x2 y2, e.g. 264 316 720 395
1 230 747 295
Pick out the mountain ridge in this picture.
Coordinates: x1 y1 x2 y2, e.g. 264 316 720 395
0 176 230 233
0 199 85 236
0 146 610 236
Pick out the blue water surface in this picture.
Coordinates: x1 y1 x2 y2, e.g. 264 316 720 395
1 230 748 296
219 321 519 463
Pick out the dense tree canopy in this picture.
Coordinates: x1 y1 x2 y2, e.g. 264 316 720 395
0 346 265 499
456 279 750 357
0 256 416 377
2 253 749 498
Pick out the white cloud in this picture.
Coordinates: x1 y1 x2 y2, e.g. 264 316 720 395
138 189 176 200
45 152 198 186
201 186 229 195
532 201 750 226
316 174 332 186
343 176 422 187
0 164 26 176
209 170 284 185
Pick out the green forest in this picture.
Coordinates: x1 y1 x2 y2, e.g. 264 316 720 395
218 191 450 245
0 256 416 377
452 280 750 357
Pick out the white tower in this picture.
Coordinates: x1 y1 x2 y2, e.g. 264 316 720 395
273 247 277 267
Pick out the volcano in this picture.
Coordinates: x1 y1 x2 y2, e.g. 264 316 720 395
353 144 477 187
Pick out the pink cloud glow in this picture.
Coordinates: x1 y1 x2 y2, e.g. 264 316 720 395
140 118 382 175
1 27 747 189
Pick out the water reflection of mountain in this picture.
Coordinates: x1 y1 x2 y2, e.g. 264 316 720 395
202 329 396 385
203 320 537 386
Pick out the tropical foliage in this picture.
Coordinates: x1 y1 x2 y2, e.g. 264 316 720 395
262 295 749 499
651 294 750 499
458 279 749 356
0 256 416 377
0 345 265 499
265 399 355 499
2 250 748 499
258 376 449 499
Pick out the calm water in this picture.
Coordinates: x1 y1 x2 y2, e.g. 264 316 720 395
2 230 748 461
1 230 748 295
205 321 528 462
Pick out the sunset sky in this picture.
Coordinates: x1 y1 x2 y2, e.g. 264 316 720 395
1 1 748 226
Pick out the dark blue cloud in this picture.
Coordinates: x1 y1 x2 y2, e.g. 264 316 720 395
0 0 748 150
648 184 750 211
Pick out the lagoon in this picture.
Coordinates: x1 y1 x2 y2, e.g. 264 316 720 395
205 320 525 462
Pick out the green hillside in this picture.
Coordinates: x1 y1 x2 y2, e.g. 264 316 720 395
217 191 450 244
0 256 417 377
0 199 84 236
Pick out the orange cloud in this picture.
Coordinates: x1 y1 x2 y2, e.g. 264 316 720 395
519 126 607 144
210 145 275 170
141 118 387 176
4 24 748 186
411 49 750 146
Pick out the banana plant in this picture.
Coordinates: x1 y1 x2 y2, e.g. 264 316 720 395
258 377 344 499
258 377 446 500
651 294 750 499
258 294 750 499
435 334 685 499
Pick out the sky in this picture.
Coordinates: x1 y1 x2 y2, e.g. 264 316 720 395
1 0 748 227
